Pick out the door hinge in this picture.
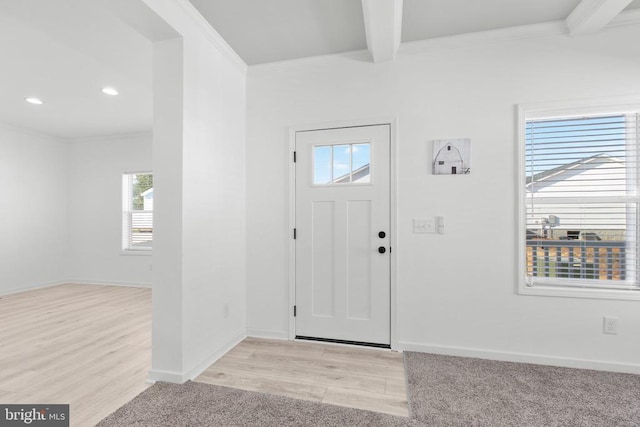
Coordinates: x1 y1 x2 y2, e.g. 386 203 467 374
293 228 297 239
293 151 297 162
293 305 297 317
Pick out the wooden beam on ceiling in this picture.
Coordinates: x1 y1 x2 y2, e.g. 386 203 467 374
361 0 403 63
566 0 632 35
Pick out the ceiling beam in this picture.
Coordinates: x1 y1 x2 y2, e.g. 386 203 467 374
361 0 403 63
566 0 632 35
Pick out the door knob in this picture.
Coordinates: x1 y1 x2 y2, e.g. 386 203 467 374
378 246 386 254
378 231 386 238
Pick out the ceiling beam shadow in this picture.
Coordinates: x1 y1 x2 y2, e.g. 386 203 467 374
566 0 632 35
361 0 403 63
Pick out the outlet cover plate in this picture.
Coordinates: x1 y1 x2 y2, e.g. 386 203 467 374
603 316 618 335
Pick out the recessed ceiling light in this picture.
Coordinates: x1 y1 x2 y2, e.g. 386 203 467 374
25 97 43 105
102 87 119 96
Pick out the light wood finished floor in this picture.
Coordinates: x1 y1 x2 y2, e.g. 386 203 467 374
0 284 151 427
195 337 409 417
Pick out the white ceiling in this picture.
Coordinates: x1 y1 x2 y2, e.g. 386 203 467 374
188 0 367 65
1 0 639 139
402 0 582 42
0 0 152 139
190 0 640 65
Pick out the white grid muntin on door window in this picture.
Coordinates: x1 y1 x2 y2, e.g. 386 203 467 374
313 143 371 185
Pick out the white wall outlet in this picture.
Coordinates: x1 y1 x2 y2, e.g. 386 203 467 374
603 316 618 335
414 218 435 233
223 303 230 319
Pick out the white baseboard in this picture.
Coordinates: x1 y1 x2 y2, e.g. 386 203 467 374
398 341 640 375
0 280 150 297
147 328 246 384
146 369 185 384
66 280 152 289
0 280 67 297
183 328 247 381
246 328 289 340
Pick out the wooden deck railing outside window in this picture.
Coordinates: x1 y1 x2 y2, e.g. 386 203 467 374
526 240 626 281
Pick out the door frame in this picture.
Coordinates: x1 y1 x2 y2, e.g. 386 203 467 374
288 117 399 350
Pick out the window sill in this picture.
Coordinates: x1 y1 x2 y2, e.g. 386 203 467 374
519 283 640 301
121 250 152 257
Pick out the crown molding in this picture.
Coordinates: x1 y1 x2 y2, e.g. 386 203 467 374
248 48 371 69
398 7 640 55
0 122 154 144
399 20 569 56
67 131 153 144
251 20 571 68
0 122 67 142
250 8 640 69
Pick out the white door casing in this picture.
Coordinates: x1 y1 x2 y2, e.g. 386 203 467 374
295 125 391 345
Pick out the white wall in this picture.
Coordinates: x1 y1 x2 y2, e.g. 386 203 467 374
180 34 247 376
150 36 185 379
246 23 640 371
67 133 153 286
0 127 154 293
0 125 68 294
143 0 247 382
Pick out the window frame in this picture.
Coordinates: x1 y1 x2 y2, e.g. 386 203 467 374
122 171 153 255
517 96 640 300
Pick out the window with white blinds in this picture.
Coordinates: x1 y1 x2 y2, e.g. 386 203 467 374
122 172 153 252
524 111 640 292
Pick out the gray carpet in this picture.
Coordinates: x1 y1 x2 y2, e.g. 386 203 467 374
98 352 640 426
97 381 408 427
404 352 640 427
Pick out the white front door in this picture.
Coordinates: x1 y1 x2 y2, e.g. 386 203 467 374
295 125 390 345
